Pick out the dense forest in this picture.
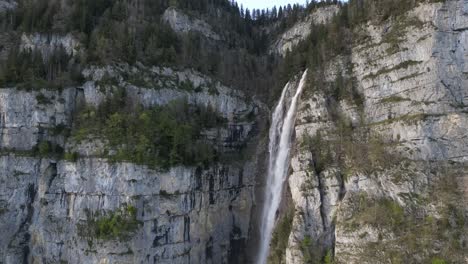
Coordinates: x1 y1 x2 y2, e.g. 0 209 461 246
0 0 298 101
72 92 226 168
0 0 443 102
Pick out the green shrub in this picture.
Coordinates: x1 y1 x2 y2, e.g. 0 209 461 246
159 190 169 196
37 141 51 156
323 250 334 264
301 132 333 174
36 93 51 105
64 152 79 162
298 234 328 264
0 207 7 216
346 194 405 231
82 205 141 241
431 257 447 264
301 235 313 263
208 84 219 95
268 209 294 264
379 96 411 104
96 73 120 88
179 80 195 91
73 96 226 168
34 141 64 158
49 124 70 137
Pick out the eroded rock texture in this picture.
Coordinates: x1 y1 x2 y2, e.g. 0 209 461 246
283 1 468 263
0 65 264 264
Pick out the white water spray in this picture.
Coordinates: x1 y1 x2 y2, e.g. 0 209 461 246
257 70 308 264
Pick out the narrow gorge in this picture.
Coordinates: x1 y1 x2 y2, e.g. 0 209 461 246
0 0 467 264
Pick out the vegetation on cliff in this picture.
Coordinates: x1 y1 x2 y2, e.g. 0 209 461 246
80 205 141 241
73 90 225 168
0 0 289 99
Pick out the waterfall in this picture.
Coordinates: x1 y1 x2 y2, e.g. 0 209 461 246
257 70 308 264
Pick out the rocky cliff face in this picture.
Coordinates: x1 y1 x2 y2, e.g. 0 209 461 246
271 5 339 56
0 0 15 13
20 33 81 57
0 1 272 262
162 7 222 41
283 1 468 263
0 62 265 263
2 1 468 264
1 157 256 264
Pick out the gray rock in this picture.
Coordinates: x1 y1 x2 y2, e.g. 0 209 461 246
0 88 76 150
162 7 222 41
0 0 16 13
20 33 82 57
0 65 263 264
0 156 256 264
271 5 339 56
284 1 468 263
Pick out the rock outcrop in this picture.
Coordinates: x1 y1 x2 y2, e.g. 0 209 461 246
0 0 16 13
162 7 222 41
2 1 468 264
20 33 82 57
0 156 256 264
283 1 468 263
271 5 339 56
0 65 263 264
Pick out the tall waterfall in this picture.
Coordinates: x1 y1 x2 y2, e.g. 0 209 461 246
257 70 308 264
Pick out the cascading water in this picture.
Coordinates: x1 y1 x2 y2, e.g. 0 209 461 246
256 70 308 264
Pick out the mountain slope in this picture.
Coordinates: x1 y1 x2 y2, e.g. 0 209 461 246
0 0 467 264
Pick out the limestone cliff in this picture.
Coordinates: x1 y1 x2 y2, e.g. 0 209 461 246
162 7 222 41
281 1 468 263
271 5 339 56
0 63 265 263
1 1 468 264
